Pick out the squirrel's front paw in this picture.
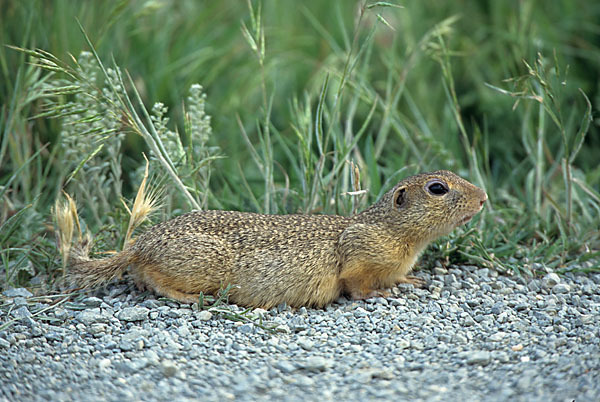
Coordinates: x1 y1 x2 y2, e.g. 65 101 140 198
397 275 426 288
350 289 391 300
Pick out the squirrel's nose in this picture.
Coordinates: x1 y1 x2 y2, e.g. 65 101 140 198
480 192 488 207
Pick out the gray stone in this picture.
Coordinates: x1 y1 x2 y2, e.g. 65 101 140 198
353 368 395 383
274 360 296 373
160 360 178 377
516 369 538 390
11 306 32 319
528 280 541 292
177 325 191 338
44 332 63 342
119 341 135 351
462 315 475 326
298 337 314 351
75 309 109 325
496 352 509 363
117 307 149 322
477 268 490 278
467 351 491 366
121 329 148 343
490 302 504 315
30 326 43 337
98 358 111 369
289 316 308 331
552 284 571 294
298 356 332 372
275 324 290 334
370 297 389 305
453 334 468 344
411 340 424 350
433 267 448 275
197 311 212 321
82 297 103 307
543 273 561 288
294 375 315 387
167 309 182 318
13 297 28 306
514 303 529 311
88 323 107 335
3 288 33 298
466 299 480 307
582 284 597 295
238 323 254 333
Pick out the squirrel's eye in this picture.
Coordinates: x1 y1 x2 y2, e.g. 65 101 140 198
426 181 448 196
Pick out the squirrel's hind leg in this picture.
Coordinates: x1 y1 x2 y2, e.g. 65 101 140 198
131 263 201 303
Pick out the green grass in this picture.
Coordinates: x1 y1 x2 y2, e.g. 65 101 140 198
1 0 599 292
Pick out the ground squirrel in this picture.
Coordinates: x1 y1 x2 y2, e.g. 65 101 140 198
68 170 487 309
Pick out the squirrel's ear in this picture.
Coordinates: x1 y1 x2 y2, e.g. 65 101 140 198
393 187 406 209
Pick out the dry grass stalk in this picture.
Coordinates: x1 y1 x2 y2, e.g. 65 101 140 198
122 154 160 248
53 192 81 276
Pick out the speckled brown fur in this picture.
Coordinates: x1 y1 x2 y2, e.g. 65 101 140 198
68 170 487 309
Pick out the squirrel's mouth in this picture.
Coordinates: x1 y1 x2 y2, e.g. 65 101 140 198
459 213 476 225
459 202 485 225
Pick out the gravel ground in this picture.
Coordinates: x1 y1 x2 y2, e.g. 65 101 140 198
1 264 599 402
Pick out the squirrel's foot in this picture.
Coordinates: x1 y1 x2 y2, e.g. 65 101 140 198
350 289 390 301
397 275 426 288
132 277 148 292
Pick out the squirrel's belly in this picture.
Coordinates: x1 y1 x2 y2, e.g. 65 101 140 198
227 243 342 308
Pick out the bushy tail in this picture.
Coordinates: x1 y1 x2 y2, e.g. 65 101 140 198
55 159 158 289
68 237 133 289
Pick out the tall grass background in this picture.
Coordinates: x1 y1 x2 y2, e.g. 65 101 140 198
1 0 598 291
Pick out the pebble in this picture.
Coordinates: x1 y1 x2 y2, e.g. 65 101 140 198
98 358 111 369
11 306 32 318
13 297 28 306
116 307 149 322
53 308 68 320
543 273 561 288
298 356 332 372
490 302 504 314
274 360 296 374
160 360 178 377
237 323 254 333
83 297 103 307
489 332 506 341
552 283 571 294
0 264 598 401
467 351 491 366
298 337 315 351
76 309 109 325
3 288 33 298
197 311 212 321
89 323 107 335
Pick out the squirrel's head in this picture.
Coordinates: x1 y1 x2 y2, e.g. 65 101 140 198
371 170 487 241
